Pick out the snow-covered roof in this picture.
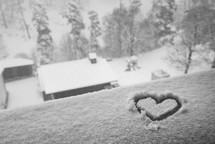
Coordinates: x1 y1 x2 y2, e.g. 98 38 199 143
0 58 34 69
38 58 118 94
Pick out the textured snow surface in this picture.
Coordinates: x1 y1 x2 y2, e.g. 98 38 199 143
0 70 215 144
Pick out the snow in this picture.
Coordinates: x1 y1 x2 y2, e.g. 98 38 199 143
0 70 214 144
3 46 211 109
6 77 44 109
108 46 212 86
0 58 33 69
38 58 118 94
3 34 36 58
108 47 181 86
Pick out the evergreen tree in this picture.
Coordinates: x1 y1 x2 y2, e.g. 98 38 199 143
61 0 85 60
124 0 142 56
102 4 129 57
102 0 146 57
112 3 129 56
151 0 177 45
56 33 88 62
32 2 53 65
88 10 101 52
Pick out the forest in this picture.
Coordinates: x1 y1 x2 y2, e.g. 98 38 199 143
0 0 215 74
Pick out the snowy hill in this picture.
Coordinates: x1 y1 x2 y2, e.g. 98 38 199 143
0 69 215 144
108 47 210 86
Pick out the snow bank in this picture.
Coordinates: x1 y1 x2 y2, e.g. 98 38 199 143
0 70 215 144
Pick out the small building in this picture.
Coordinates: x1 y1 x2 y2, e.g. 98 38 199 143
0 58 34 82
38 57 118 101
151 69 170 80
0 67 8 109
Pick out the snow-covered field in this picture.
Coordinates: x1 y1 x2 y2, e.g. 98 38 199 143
5 47 172 109
1 69 214 144
108 47 210 86
5 46 211 109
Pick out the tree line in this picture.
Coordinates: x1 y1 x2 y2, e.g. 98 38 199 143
1 0 215 74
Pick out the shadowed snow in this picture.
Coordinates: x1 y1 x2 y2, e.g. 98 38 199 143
6 77 44 109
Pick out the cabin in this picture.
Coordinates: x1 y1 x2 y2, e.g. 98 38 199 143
38 55 118 101
0 58 34 82
0 67 8 109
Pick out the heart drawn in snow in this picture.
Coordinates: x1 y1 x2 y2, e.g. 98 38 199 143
131 92 183 121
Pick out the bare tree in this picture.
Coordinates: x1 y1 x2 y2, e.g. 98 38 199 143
166 32 194 74
17 0 31 39
167 3 208 74
0 1 7 28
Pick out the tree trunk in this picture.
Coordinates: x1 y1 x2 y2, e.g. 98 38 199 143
74 37 78 60
118 0 122 57
128 13 135 57
184 24 198 74
209 24 215 69
118 26 122 57
17 0 31 39
212 55 215 69
67 34 73 61
184 64 189 74
0 2 7 28
184 47 193 74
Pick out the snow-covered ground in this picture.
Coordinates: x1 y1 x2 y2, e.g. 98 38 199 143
109 47 211 86
6 77 44 109
5 47 173 109
109 47 180 86
1 70 214 144
5 46 211 109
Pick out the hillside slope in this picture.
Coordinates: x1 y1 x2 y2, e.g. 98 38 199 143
0 70 215 144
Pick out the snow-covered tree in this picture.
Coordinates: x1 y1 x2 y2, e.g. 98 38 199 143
102 4 129 57
55 33 88 62
61 0 85 60
151 0 177 45
124 0 142 56
32 2 53 65
102 0 147 57
166 3 211 74
166 31 194 74
88 10 101 52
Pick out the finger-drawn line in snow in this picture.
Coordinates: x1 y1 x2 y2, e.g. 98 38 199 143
128 92 183 121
